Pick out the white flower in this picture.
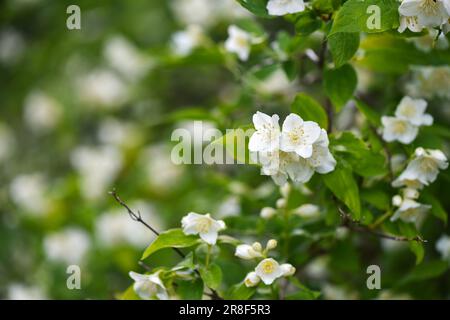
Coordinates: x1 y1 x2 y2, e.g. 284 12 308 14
129 271 168 300
71 145 123 200
406 66 450 99
267 0 305 16
104 36 151 80
23 91 61 133
280 113 321 158
44 228 91 265
391 197 431 223
171 25 204 56
410 28 449 52
257 150 315 186
292 204 320 218
225 25 252 61
254 258 285 285
436 235 450 260
181 212 226 245
249 111 281 153
394 96 433 126
7 284 47 300
235 244 263 259
381 116 419 144
280 263 296 276
398 15 423 32
10 173 50 216
244 271 261 287
304 129 336 174
260 207 277 219
399 0 449 28
393 147 448 186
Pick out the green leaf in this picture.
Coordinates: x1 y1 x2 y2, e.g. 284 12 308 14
323 64 357 112
323 163 361 220
291 93 328 129
331 131 387 177
354 98 381 126
288 277 321 300
422 191 448 224
177 278 204 300
236 0 270 17
400 261 448 285
117 285 140 300
295 11 322 36
328 32 360 68
398 223 424 264
357 34 450 74
209 125 253 164
199 264 223 290
361 188 390 210
330 0 399 35
141 229 200 260
226 282 256 300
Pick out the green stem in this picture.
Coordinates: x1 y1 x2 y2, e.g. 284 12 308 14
205 244 212 268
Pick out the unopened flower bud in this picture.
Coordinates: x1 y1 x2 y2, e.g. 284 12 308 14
260 207 277 219
252 242 262 252
266 239 278 250
392 195 403 207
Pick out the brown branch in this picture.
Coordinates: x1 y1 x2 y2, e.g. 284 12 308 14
317 38 333 133
338 207 427 243
109 189 223 300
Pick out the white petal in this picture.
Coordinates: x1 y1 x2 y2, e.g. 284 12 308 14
282 113 303 132
399 0 421 16
199 230 218 245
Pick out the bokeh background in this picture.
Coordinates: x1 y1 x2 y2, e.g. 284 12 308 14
1 0 450 299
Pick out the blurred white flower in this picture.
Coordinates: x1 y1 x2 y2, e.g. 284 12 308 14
280 113 321 158
395 96 433 126
181 212 226 245
292 204 320 218
393 147 448 187
381 116 419 144
0 123 15 160
171 25 205 56
44 228 91 265
225 25 253 61
77 69 128 109
141 144 184 192
216 196 240 218
7 284 47 300
97 118 141 148
322 284 358 300
10 173 50 216
410 28 449 52
235 244 263 260
398 15 423 33
96 201 163 248
23 91 62 133
260 207 277 219
129 271 168 300
171 0 249 28
254 68 296 96
0 29 25 65
104 36 152 80
280 263 296 276
71 145 123 200
399 0 449 28
406 66 450 99
267 0 305 16
304 256 329 280
249 111 281 153
436 235 450 261
244 271 261 287
390 197 431 223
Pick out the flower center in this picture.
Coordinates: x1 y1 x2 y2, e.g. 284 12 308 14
393 121 407 134
261 261 275 274
195 218 211 233
420 0 440 15
401 104 417 118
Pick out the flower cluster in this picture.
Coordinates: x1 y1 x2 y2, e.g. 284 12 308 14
381 96 433 144
391 147 448 223
249 111 336 186
266 0 306 16
235 239 296 286
398 0 450 33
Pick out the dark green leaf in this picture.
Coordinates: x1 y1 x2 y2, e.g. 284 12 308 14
141 229 200 260
328 32 360 68
323 64 357 111
291 93 328 129
199 264 223 290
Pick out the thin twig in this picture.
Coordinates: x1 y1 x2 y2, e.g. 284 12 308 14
338 207 427 243
317 38 333 133
109 189 186 259
109 189 223 300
